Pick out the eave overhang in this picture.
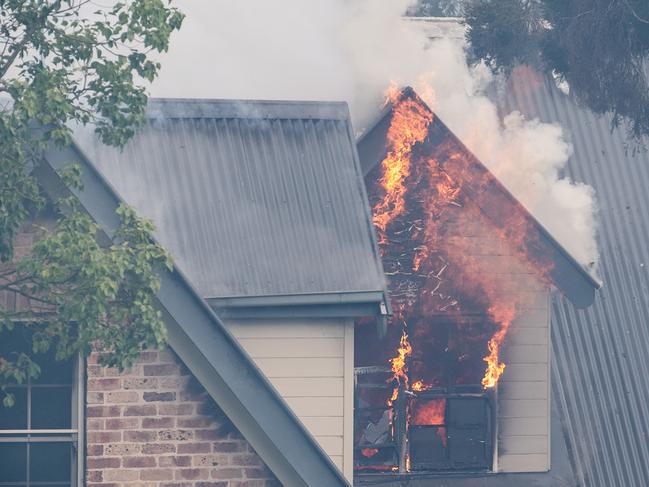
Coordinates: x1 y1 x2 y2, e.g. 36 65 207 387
208 290 389 319
36 142 351 487
357 87 602 309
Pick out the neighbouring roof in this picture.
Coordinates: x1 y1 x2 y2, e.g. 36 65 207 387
37 135 351 487
72 99 387 315
357 87 601 309
499 71 649 487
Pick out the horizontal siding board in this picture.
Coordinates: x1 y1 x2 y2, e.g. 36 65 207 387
499 363 547 382
284 397 344 417
499 382 548 400
329 456 343 470
254 357 343 378
224 317 348 473
271 377 344 397
237 337 344 358
498 453 549 473
500 435 549 455
497 297 550 473
314 436 344 456
301 417 344 436
503 344 548 364
500 417 548 436
517 292 550 310
507 327 548 346
499 399 548 418
512 308 549 328
227 320 345 338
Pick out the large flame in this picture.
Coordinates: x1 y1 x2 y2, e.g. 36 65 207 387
373 88 553 394
388 328 412 405
372 86 433 246
411 398 445 426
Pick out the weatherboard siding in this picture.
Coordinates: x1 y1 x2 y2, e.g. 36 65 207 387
225 317 354 481
498 292 551 473
436 198 552 473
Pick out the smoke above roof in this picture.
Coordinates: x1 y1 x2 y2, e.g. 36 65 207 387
150 0 598 271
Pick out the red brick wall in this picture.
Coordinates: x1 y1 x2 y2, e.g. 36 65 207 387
86 348 279 487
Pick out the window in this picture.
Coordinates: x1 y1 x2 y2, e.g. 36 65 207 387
0 327 84 487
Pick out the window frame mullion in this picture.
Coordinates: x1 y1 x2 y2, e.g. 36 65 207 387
0 349 83 487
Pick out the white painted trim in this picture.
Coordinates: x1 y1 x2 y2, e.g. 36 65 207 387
343 319 355 483
546 290 552 470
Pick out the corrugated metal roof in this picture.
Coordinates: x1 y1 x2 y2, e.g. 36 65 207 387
497 74 649 487
72 98 386 303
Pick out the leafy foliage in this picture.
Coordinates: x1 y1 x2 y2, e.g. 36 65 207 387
465 0 649 138
0 0 183 396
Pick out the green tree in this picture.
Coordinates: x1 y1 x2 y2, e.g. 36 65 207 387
0 0 184 405
465 0 649 138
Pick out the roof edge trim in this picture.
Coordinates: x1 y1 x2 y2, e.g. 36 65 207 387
146 97 350 121
207 290 386 308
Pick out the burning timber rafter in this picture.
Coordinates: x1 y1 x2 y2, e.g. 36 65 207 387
358 86 601 310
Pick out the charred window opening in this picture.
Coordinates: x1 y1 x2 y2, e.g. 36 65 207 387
354 325 496 475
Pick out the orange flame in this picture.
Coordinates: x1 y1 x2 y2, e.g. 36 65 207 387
411 380 431 392
374 88 553 398
482 304 516 388
411 399 445 426
372 88 433 245
388 329 412 405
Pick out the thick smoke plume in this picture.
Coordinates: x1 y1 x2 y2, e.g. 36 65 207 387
151 0 598 270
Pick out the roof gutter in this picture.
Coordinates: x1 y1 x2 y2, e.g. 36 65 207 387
36 142 351 487
207 290 389 319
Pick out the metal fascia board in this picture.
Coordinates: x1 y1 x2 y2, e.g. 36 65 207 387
207 290 386 308
146 98 350 121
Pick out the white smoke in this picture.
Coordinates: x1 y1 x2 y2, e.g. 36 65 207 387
151 0 599 270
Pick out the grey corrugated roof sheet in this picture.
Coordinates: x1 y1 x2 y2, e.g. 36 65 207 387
497 74 649 487
72 98 386 304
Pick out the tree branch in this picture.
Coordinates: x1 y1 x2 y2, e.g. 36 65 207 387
624 0 649 24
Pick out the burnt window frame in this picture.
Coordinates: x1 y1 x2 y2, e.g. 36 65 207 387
354 377 496 474
0 330 85 487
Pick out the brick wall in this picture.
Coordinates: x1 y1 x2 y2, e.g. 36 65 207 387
86 348 279 487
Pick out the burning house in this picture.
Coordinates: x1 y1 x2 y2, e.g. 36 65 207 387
7 70 646 487
352 88 600 478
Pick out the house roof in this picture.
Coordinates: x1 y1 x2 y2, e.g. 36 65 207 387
72 98 387 317
499 71 649 487
356 87 601 309
36 135 351 487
